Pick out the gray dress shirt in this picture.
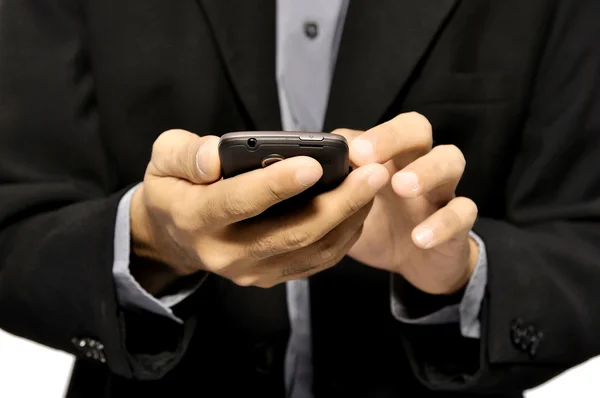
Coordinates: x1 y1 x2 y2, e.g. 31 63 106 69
113 1 488 397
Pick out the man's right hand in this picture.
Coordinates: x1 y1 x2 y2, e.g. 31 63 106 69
130 129 389 294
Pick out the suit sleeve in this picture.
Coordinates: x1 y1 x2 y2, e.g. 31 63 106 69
401 0 600 393
0 0 197 379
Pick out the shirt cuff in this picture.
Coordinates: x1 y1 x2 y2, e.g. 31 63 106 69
112 183 206 324
390 230 488 339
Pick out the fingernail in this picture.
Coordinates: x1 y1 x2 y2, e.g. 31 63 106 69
296 166 323 187
394 172 419 192
367 168 388 190
414 228 434 248
196 141 212 177
351 139 374 163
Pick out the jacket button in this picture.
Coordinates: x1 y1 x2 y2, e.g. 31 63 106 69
510 319 543 357
527 330 544 357
72 337 106 363
510 319 527 345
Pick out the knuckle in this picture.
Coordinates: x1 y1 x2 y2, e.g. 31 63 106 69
316 241 338 264
313 231 345 267
456 197 479 221
286 249 343 280
256 281 277 289
254 277 278 289
415 130 433 151
201 249 236 276
331 128 359 141
380 120 403 147
443 206 464 231
221 190 254 219
232 275 258 288
151 130 195 177
470 199 479 216
150 143 168 174
342 197 363 217
440 145 466 168
171 208 192 232
264 177 291 203
151 138 163 158
319 247 337 263
153 129 181 154
406 111 432 131
196 197 217 227
321 247 346 269
247 235 278 260
330 128 347 136
292 262 327 279
152 130 171 153
281 262 308 278
283 229 314 250
405 112 433 148
428 146 465 180
204 253 229 274
172 199 210 232
443 197 479 231
281 254 331 279
320 228 342 252
321 247 344 268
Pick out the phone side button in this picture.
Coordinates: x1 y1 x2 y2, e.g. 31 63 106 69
299 133 324 141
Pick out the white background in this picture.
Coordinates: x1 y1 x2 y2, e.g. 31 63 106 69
1 329 598 397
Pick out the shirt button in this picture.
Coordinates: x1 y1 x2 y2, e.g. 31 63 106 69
304 21 319 39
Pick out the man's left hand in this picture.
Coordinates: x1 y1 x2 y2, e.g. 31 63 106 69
335 112 479 295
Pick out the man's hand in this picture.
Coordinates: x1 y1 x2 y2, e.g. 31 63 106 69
335 112 479 295
129 129 389 294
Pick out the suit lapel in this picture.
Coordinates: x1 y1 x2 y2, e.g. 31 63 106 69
323 0 458 131
199 0 282 130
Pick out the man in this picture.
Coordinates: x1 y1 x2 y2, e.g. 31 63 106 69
1 0 599 397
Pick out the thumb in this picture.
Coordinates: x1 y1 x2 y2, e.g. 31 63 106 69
148 129 221 184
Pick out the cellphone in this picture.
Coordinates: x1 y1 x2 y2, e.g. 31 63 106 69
218 131 350 198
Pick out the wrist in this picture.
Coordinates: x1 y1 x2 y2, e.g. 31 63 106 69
130 185 184 267
439 235 479 295
130 185 158 260
129 184 181 295
468 234 480 275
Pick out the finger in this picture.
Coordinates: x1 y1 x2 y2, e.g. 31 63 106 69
331 128 362 144
259 217 365 287
282 204 368 277
201 156 323 226
411 197 478 249
148 129 221 184
241 163 387 259
331 128 363 168
280 226 363 282
243 195 373 261
391 145 466 201
349 112 433 166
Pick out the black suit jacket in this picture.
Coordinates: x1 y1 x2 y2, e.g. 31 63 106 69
1 0 600 397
